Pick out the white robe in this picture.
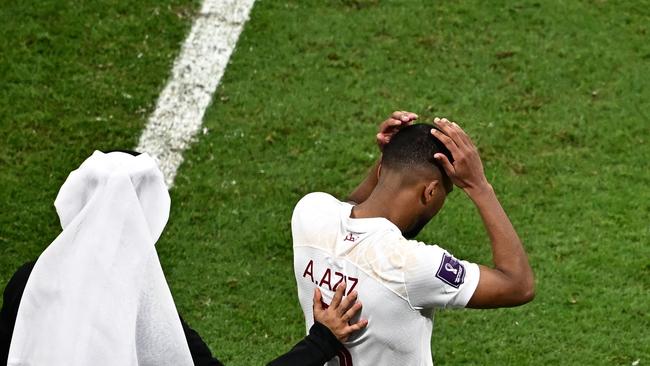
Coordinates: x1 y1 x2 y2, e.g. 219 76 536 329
7 151 194 366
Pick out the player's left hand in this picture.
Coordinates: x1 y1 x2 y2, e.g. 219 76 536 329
376 111 418 151
313 282 368 342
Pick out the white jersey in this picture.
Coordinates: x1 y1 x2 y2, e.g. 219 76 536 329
292 193 480 366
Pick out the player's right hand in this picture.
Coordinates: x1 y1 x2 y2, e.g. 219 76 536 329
376 111 418 151
313 282 368 342
430 117 490 194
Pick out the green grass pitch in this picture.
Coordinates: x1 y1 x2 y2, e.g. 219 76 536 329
1 0 649 365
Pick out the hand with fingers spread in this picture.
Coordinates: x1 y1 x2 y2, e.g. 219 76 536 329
376 111 419 151
430 117 490 193
313 282 368 342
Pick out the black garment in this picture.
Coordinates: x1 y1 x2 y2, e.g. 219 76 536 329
266 321 341 366
180 315 224 366
1 262 343 366
0 262 224 366
0 262 31 363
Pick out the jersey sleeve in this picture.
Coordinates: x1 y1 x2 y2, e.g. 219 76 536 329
402 241 480 309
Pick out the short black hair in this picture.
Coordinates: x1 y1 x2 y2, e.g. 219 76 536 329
103 149 142 156
381 123 453 173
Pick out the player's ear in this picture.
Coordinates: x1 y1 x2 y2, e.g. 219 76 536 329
376 163 382 180
423 181 440 204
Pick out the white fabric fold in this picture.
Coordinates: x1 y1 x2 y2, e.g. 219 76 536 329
7 151 193 366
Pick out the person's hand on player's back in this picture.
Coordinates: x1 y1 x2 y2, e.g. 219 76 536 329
376 111 419 151
431 117 490 193
313 283 368 342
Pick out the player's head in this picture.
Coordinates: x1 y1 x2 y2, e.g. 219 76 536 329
103 149 142 156
379 123 454 238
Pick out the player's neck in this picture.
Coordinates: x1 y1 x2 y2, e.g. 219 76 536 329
350 186 417 233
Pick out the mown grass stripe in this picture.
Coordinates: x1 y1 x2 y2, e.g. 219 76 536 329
136 0 256 187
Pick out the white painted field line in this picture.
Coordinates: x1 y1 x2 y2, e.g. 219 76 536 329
136 0 256 187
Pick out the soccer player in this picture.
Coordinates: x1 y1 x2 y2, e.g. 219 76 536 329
292 112 535 365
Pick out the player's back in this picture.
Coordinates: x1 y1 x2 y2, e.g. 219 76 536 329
291 193 479 366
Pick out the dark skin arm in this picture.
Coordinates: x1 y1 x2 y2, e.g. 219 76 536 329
347 111 418 204
431 118 535 308
347 160 380 205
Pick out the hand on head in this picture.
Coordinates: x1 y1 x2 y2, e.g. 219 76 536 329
312 282 368 342
376 111 419 151
430 117 489 193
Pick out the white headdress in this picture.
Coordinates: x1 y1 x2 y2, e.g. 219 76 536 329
8 151 193 366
